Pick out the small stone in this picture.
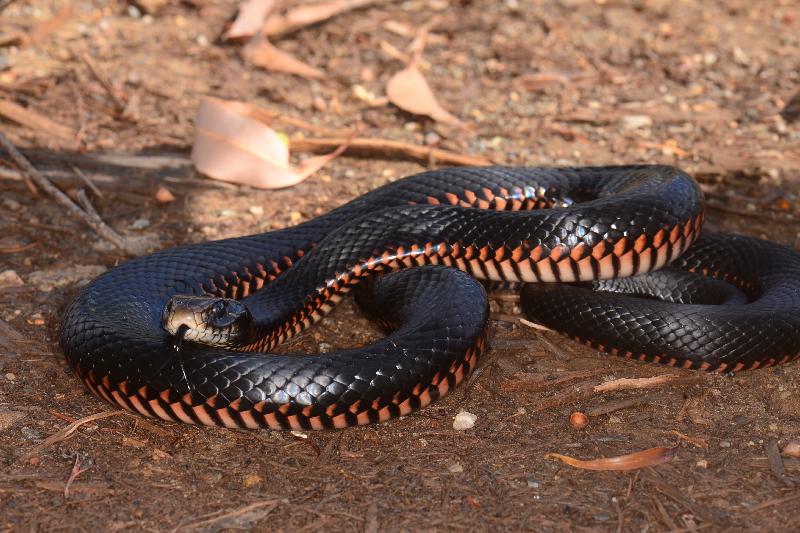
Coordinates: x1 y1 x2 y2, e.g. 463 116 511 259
696 459 708 468
20 426 41 440
129 218 150 230
424 131 441 145
719 440 732 448
196 34 209 47
621 114 653 130
5 373 16 381
453 410 477 430
318 342 333 353
782 441 800 458
0 270 24 289
249 206 264 217
526 478 539 488
448 463 463 473
243 474 263 488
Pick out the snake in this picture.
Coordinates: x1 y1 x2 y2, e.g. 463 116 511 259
58 165 800 430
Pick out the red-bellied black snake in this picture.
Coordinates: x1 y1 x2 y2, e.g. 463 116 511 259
59 166 800 429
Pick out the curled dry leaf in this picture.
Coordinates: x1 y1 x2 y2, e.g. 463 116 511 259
263 0 377 37
224 0 275 41
545 446 676 471
154 185 176 203
191 97 347 189
242 37 325 79
386 64 462 126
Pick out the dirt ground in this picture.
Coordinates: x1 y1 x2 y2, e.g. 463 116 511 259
2 0 800 531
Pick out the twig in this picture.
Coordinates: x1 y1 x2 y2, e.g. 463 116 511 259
289 137 492 166
586 395 656 416
0 99 78 145
64 455 89 499
76 52 127 113
745 492 800 512
518 317 553 332
0 132 133 253
170 499 282 533
71 165 104 199
593 374 702 393
766 438 795 487
23 410 126 459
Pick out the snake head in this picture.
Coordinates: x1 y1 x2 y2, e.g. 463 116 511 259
162 296 253 348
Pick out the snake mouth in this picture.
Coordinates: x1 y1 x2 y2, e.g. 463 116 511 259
162 295 253 348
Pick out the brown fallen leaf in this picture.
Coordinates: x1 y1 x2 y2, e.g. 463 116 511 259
224 0 275 41
545 446 676 471
386 64 462 126
154 185 176 203
242 36 325 79
191 97 347 189
263 0 376 37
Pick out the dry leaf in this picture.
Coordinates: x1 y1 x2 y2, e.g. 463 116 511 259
224 0 275 40
545 446 676 471
191 97 347 189
386 64 462 126
263 0 376 36
154 185 176 203
242 37 325 79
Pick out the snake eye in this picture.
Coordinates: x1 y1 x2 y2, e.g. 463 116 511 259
210 300 227 320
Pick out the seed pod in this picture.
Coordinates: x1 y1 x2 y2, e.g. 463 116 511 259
569 411 589 429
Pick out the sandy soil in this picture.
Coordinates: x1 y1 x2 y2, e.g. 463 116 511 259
1 0 799 531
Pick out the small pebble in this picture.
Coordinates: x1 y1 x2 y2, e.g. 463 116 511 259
696 459 708 468
0 270 24 289
129 218 150 230
5 373 16 381
318 342 333 353
719 440 732 448
20 426 41 440
621 114 653 130
526 478 539 488
453 410 477 430
448 463 464 473
782 441 800 458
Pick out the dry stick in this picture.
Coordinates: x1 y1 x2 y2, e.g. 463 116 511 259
593 374 702 393
76 52 126 113
289 137 492 167
0 132 132 253
170 499 282 533
63 455 89 499
23 410 126 459
71 165 104 199
586 395 657 417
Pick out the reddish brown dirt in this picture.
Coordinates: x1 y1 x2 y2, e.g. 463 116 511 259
1 0 800 531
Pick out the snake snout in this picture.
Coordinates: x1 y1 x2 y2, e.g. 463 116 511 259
162 296 203 337
162 295 253 348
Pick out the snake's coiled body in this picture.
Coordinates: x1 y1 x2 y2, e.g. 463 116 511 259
58 166 800 429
